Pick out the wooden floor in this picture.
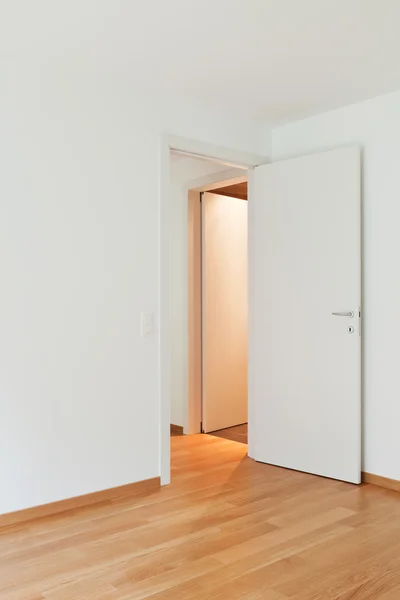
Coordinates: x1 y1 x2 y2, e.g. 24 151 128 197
2 435 400 599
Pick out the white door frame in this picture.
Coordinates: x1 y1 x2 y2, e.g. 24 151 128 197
159 133 269 484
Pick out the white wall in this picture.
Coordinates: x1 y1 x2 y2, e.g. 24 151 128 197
272 90 400 480
0 69 269 515
169 156 244 427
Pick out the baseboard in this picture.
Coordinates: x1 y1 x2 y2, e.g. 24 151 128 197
0 476 160 529
170 424 184 435
362 472 400 492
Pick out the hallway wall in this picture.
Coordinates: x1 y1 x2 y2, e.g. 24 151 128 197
169 156 238 428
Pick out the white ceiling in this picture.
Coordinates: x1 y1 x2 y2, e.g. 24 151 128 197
2 0 400 124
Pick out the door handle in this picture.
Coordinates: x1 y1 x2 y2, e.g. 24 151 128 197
332 311 354 318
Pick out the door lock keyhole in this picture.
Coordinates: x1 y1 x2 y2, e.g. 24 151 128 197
347 326 354 334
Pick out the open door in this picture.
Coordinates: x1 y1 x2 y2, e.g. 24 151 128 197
251 147 361 484
202 192 248 433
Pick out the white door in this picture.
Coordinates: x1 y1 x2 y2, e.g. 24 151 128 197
202 192 248 433
251 147 361 484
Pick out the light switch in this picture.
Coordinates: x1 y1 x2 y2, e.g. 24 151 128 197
141 312 154 337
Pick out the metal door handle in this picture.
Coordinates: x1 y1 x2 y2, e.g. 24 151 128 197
332 311 354 318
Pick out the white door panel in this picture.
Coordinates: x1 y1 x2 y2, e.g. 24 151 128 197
202 193 248 433
251 147 361 483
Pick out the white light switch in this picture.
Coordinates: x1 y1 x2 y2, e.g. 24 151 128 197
141 312 154 337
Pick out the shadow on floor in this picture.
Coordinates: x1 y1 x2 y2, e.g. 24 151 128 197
208 423 248 444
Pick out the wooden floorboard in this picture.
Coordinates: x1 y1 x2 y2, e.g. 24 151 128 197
2 435 400 599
